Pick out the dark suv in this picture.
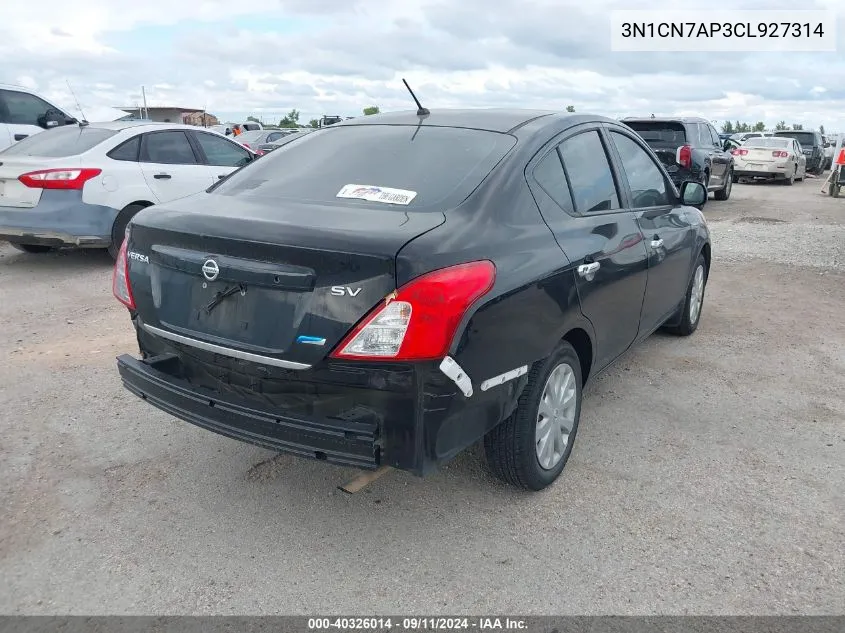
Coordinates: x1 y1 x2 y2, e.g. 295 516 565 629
621 117 734 205
772 130 825 175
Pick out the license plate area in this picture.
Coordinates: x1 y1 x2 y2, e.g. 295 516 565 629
154 269 304 354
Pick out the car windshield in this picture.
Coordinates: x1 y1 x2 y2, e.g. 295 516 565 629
211 124 517 210
623 121 686 145
776 132 815 146
744 138 790 148
0 126 118 157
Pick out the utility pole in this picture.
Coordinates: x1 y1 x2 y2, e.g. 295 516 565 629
141 85 148 120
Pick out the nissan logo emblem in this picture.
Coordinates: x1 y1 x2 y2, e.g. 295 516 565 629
201 259 220 281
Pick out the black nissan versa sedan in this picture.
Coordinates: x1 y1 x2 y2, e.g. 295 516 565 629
113 109 711 491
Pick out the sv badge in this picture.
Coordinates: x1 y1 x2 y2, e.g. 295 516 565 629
331 286 362 297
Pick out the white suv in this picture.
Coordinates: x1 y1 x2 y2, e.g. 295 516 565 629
0 84 78 151
0 121 257 256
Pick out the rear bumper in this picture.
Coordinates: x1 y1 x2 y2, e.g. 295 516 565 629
734 163 791 179
116 319 523 476
0 190 117 247
118 354 381 469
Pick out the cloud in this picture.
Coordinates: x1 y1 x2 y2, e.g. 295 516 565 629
0 0 843 131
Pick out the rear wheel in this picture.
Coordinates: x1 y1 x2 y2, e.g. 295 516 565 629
714 168 732 200
664 254 707 336
484 341 583 491
783 170 795 186
108 203 149 259
9 243 53 254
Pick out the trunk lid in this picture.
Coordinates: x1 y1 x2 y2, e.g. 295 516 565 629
127 194 445 367
0 156 79 208
740 147 780 164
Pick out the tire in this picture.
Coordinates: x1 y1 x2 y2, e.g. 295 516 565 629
731 174 739 184
664 254 707 337
9 243 53 254
108 203 148 259
484 341 583 491
714 168 732 200
796 164 805 182
695 171 709 210
783 170 795 186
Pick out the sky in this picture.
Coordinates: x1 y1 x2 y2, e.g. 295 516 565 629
1 0 843 132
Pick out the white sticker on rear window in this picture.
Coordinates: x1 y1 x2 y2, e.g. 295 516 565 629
336 184 417 205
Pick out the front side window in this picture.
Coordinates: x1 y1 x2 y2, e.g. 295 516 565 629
558 130 620 214
609 132 671 208
0 89 57 126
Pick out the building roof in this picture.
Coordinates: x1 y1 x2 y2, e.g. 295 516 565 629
117 106 206 113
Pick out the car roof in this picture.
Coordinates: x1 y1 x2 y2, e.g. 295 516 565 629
337 108 559 133
80 121 207 133
622 116 712 125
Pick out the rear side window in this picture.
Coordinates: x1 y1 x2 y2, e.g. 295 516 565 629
140 131 197 165
559 131 620 214
0 126 117 157
107 135 140 161
212 125 517 210
532 148 574 213
623 121 687 145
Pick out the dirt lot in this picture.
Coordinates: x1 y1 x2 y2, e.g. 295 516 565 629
1 178 843 615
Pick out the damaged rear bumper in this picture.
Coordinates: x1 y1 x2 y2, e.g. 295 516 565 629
116 322 529 476
118 353 381 469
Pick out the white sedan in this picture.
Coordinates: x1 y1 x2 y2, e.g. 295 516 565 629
731 136 807 185
0 121 257 256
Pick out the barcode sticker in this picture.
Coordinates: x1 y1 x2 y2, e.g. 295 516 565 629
336 184 417 205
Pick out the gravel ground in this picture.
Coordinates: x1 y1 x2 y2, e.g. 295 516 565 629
1 178 843 615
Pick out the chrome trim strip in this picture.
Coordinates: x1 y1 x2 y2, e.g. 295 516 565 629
480 365 528 392
141 323 312 370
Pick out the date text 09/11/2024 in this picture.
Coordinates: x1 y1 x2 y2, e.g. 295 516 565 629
307 618 528 631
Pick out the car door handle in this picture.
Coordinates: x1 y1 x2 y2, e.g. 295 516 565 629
14 134 28 141
577 262 600 279
651 237 664 249
153 173 171 179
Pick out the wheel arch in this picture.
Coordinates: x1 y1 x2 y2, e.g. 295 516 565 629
561 327 593 386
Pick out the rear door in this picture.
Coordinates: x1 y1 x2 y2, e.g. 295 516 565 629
605 126 696 333
529 125 649 370
704 123 731 187
138 130 212 202
189 130 254 183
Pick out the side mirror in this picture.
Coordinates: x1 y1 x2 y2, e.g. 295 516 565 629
824 142 831 148
38 108 64 129
680 181 707 207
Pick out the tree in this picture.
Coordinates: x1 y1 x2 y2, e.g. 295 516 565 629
278 109 300 128
308 118 320 129
775 120 788 131
722 121 734 133
753 121 766 132
363 106 380 116
791 123 803 130
565 105 575 112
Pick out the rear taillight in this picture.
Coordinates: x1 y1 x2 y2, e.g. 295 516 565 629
676 144 692 169
731 148 748 156
330 261 496 361
242 143 251 149
112 236 136 310
772 150 788 158
18 168 102 190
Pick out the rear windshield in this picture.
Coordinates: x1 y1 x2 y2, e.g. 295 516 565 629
775 132 816 146
211 124 517 210
744 137 790 148
0 126 118 157
623 121 687 145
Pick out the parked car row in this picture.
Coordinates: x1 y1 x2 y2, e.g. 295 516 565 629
110 108 712 491
0 121 258 255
